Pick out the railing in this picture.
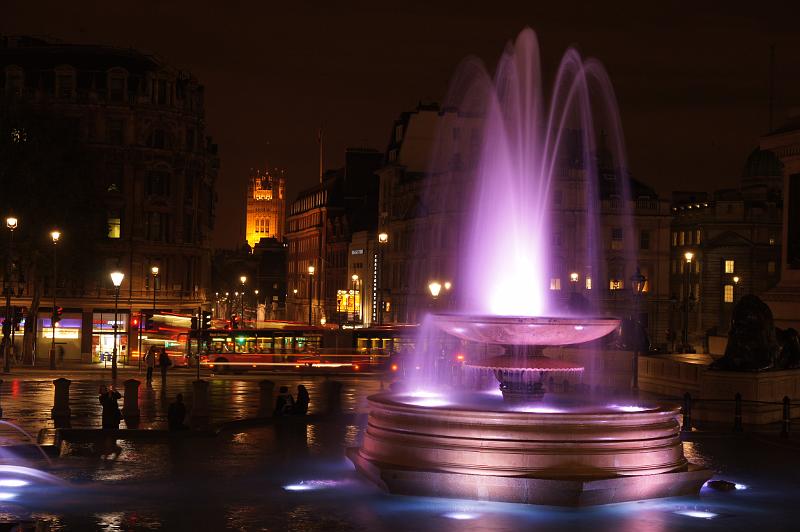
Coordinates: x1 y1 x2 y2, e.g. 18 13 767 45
680 392 794 438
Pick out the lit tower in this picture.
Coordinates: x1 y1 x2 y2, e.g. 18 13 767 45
245 168 286 248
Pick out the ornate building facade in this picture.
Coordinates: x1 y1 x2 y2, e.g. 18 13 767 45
0 36 218 363
245 169 285 248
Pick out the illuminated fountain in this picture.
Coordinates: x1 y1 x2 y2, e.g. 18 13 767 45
348 28 711 506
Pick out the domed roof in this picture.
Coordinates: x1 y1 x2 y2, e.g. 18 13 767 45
742 148 783 179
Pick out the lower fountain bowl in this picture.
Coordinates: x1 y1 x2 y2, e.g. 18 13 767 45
349 392 711 506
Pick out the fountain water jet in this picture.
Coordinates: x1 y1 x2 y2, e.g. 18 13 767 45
348 28 711 506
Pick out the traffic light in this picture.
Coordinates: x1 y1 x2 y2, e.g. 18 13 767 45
231 314 240 329
190 317 199 330
201 311 212 330
52 306 63 325
131 316 140 330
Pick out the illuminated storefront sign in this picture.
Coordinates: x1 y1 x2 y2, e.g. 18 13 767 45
42 328 80 339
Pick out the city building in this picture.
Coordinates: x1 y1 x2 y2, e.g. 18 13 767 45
245 168 285 248
761 113 800 330
0 36 218 363
669 149 783 349
376 103 673 344
285 148 383 325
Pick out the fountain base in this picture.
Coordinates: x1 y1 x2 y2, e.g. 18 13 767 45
348 448 711 506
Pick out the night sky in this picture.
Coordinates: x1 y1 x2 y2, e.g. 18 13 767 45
4 1 800 248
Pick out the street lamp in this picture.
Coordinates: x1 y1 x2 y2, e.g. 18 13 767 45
428 281 442 298
351 274 359 321
308 265 315 326
377 232 388 324
254 289 260 329
629 267 647 392
239 276 247 326
682 251 694 353
49 230 61 369
732 275 740 304
4 216 18 373
110 271 125 380
151 266 159 311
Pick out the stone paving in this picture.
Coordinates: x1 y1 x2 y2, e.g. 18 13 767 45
0 367 384 439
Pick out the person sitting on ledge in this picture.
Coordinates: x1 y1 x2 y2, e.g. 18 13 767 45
168 393 187 430
99 385 122 430
292 384 310 415
274 386 295 416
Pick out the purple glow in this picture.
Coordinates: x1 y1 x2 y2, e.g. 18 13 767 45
609 405 649 413
442 512 480 520
513 405 564 414
444 28 631 317
674 509 717 519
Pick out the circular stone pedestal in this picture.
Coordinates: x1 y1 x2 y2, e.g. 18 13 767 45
349 393 711 506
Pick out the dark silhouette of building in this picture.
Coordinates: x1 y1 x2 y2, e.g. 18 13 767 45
0 35 218 362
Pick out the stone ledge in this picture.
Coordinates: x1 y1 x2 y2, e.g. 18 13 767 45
347 448 712 507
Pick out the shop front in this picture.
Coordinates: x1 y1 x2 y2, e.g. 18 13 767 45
91 310 129 365
38 314 83 363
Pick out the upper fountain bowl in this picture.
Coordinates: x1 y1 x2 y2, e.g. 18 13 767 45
431 313 620 345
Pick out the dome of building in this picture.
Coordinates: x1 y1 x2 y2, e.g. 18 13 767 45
742 148 783 179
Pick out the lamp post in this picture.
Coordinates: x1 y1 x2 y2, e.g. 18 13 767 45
682 251 694 353
732 276 740 304
254 289 260 329
49 230 61 369
378 232 388 324
629 268 647 392
151 266 159 311
110 271 125 381
428 281 442 307
3 216 18 374
239 275 247 326
307 265 315 326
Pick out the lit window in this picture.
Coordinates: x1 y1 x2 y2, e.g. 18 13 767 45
549 278 561 290
609 279 624 290
611 228 623 250
725 260 735 274
585 277 592 290
672 232 677 247
768 261 776 274
696 229 701 244
769 237 776 246
724 285 734 303
679 231 685 246
107 217 121 239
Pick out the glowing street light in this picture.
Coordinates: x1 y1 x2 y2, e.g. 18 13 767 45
684 251 694 263
444 281 452 291
428 281 442 298
570 272 579 283
5 217 17 230
151 266 159 311
49 229 61 369
110 271 125 380
378 232 388 244
3 216 18 373
377 232 388 324
308 265 315 326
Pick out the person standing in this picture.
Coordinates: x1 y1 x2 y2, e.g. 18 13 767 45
274 386 295 416
145 347 156 384
99 384 122 429
159 348 172 388
292 384 310 415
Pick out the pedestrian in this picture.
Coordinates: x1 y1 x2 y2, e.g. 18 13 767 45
99 384 122 430
159 348 172 387
57 345 65 363
145 346 156 384
274 385 295 416
292 384 310 415
167 393 187 431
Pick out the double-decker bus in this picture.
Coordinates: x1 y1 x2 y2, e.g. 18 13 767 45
195 321 389 373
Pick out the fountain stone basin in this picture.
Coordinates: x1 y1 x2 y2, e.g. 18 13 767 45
431 314 620 345
469 355 584 401
348 393 712 506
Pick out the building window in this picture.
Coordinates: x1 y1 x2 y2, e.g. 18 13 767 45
109 76 125 102
106 163 123 193
768 261 776 274
107 216 121 239
107 119 124 145
5 67 24 97
724 260 735 274
549 278 561 290
723 285 734 303
696 229 701 244
679 231 685 246
609 279 624 290
149 128 166 149
769 236 776 246
585 277 592 290
672 232 677 247
395 125 403 142
639 230 650 250
687 230 693 245
57 73 74 99
611 228 623 250
146 170 170 196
